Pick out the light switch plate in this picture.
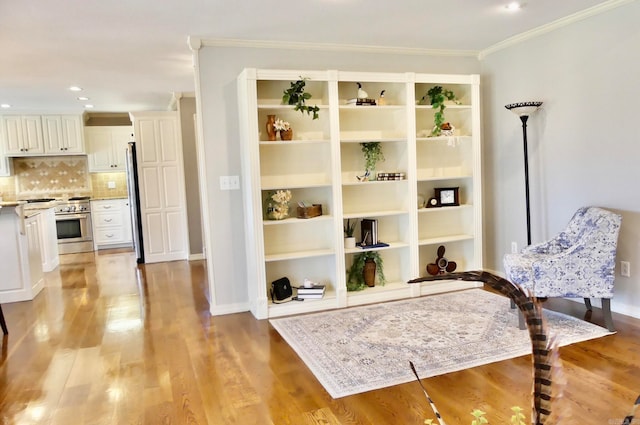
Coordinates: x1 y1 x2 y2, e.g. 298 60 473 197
107 181 116 189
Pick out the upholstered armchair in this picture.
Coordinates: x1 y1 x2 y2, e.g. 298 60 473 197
504 206 622 331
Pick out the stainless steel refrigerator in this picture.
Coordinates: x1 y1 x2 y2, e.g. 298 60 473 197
125 141 145 264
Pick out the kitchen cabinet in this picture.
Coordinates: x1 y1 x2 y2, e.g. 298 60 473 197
2 115 45 155
91 198 133 248
85 126 132 172
237 68 483 319
0 133 10 177
0 205 45 303
36 207 60 271
2 114 85 156
42 115 85 154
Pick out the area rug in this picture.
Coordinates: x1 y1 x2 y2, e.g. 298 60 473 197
269 289 614 398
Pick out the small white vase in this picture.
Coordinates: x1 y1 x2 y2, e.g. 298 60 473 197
344 237 356 249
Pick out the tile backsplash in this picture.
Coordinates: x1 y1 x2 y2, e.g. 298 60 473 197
4 156 129 200
14 156 91 198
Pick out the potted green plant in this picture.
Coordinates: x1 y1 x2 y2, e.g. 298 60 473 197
360 141 385 179
347 250 386 291
422 86 459 136
344 219 356 249
282 78 320 120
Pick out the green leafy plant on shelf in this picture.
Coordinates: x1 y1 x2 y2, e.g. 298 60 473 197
344 218 356 238
282 78 320 120
347 250 386 291
422 86 459 136
360 141 385 176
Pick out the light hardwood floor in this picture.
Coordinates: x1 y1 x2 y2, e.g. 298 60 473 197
0 249 638 424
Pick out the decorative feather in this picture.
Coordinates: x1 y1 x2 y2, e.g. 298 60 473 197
622 394 640 425
408 271 564 424
409 361 447 425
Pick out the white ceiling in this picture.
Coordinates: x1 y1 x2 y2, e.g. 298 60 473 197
0 0 612 113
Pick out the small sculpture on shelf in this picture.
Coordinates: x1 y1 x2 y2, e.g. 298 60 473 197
426 245 457 276
377 90 386 106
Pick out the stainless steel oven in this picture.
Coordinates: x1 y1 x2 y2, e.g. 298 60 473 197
55 198 94 254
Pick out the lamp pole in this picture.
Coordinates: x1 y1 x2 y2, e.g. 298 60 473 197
505 101 542 247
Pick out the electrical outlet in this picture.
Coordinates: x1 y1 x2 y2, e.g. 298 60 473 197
107 181 116 189
620 261 631 277
511 242 518 254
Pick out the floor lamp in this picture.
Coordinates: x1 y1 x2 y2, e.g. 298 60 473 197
505 101 543 246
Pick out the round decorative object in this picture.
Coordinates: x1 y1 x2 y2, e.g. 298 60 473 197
426 245 457 275
427 197 439 208
280 129 293 141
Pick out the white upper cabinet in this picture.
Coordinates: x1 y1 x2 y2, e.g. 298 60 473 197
42 115 85 154
85 126 132 172
2 115 45 155
2 114 84 156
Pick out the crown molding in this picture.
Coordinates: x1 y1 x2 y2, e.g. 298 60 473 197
479 0 636 59
199 38 478 58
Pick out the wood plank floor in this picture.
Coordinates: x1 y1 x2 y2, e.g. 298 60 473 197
0 249 639 424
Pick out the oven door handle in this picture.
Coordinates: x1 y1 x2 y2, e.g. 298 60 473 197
56 213 89 221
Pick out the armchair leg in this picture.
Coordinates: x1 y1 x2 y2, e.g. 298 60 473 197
602 298 615 332
584 298 592 311
518 311 526 330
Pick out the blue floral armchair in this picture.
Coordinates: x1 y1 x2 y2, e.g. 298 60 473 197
504 206 622 331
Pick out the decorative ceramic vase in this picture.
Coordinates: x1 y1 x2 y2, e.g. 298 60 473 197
266 115 276 141
280 129 293 141
344 237 356 249
363 259 376 287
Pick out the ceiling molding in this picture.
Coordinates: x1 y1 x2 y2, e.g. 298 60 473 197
479 0 635 60
199 38 478 58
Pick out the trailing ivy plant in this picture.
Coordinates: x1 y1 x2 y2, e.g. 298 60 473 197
282 78 320 120
347 250 385 291
424 86 458 136
360 141 385 175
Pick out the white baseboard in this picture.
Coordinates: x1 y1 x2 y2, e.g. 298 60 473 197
189 253 205 261
209 302 250 316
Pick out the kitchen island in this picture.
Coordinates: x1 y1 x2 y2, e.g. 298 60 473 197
0 202 45 303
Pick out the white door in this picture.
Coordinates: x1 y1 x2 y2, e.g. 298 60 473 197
131 112 188 263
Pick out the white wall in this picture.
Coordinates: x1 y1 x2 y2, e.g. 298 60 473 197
193 44 479 314
481 1 640 317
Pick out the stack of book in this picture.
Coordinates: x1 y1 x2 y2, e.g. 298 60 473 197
346 98 377 106
296 285 326 299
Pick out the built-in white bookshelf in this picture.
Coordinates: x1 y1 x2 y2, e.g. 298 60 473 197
238 68 483 319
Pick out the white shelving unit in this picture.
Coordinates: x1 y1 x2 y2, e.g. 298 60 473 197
238 68 483 319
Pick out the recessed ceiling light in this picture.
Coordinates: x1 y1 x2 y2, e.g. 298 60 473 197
69 86 83 92
0 104 10 109
84 104 94 109
505 2 522 11
77 96 89 101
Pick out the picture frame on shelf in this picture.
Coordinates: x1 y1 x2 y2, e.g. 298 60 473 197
434 187 460 207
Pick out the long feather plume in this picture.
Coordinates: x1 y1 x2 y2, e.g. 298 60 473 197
408 271 564 424
410 361 447 425
622 394 640 425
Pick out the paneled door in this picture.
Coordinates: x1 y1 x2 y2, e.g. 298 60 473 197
130 112 189 263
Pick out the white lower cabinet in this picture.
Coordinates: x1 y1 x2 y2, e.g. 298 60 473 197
92 199 133 249
36 208 59 272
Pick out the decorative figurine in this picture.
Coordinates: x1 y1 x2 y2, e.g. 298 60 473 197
378 90 386 106
357 82 369 99
426 245 457 275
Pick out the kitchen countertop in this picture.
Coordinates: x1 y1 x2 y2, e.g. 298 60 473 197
0 201 26 208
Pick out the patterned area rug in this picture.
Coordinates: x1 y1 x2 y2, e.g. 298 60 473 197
270 289 614 398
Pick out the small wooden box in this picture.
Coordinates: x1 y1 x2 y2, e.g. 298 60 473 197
297 204 323 219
